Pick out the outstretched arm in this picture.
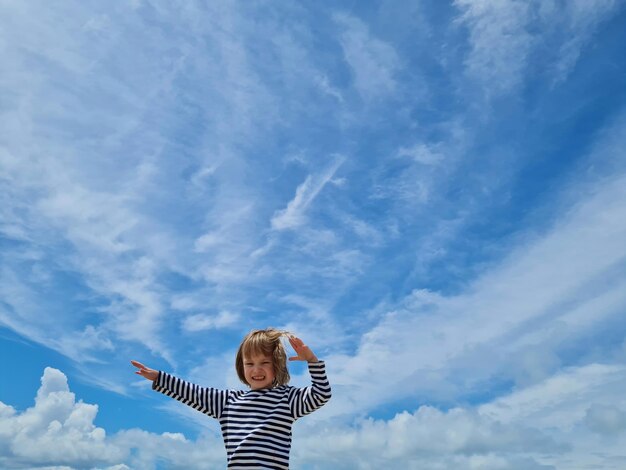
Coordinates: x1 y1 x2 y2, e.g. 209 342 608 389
130 359 228 419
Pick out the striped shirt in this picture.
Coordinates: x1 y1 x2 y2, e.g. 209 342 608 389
152 361 331 469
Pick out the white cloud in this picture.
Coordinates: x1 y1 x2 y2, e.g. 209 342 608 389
338 213 385 246
455 0 534 94
584 404 626 436
182 311 240 332
455 0 620 94
50 326 115 362
371 125 468 211
327 164 626 416
480 364 626 429
0 368 225 469
541 0 619 84
334 13 400 100
1 2 625 467
315 74 344 103
0 0 314 368
397 143 444 165
292 406 557 469
271 156 345 230
5 357 626 469
0 368 125 468
291 363 626 469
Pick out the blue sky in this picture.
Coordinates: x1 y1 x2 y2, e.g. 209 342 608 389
1 0 626 468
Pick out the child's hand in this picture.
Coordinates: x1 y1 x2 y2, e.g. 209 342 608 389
288 336 319 363
131 360 158 381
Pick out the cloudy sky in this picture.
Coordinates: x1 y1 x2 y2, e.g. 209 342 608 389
1 0 626 469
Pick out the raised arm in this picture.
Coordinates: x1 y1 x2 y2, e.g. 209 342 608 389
286 337 332 419
288 336 319 363
131 360 229 419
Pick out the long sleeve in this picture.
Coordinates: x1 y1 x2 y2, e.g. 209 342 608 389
152 371 229 420
288 361 332 419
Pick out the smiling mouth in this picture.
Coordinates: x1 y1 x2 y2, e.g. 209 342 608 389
252 376 265 381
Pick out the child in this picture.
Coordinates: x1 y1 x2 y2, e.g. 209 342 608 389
131 328 331 469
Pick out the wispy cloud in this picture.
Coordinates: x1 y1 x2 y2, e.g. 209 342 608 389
271 156 346 230
334 12 400 101
541 0 619 85
455 0 534 94
1 1 625 468
182 311 240 332
454 0 619 95
315 74 345 103
0 0 325 367
328 123 626 415
397 143 444 166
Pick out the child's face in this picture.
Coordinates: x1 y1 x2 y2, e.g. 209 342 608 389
243 353 276 390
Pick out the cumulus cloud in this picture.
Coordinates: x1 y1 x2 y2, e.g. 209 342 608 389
0 368 124 468
0 367 583 469
0 368 225 470
299 406 555 460
295 363 626 469
5 359 626 469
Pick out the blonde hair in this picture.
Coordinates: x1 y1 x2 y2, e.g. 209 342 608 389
236 328 291 387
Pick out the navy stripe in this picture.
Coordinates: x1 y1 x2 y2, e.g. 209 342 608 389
153 361 331 469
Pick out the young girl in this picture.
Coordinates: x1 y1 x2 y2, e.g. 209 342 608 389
131 328 331 469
